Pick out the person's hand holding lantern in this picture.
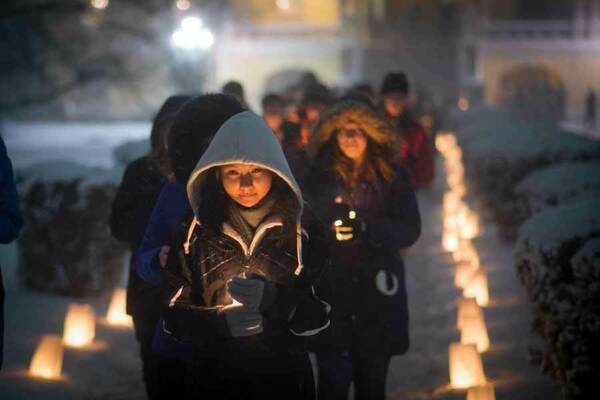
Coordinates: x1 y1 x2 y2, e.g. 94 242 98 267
332 199 366 243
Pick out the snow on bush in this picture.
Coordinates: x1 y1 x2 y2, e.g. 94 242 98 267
515 200 600 399
515 161 600 215
458 114 600 241
16 161 126 297
15 160 122 191
112 138 150 166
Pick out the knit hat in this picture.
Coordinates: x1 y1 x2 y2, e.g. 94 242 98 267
380 72 410 96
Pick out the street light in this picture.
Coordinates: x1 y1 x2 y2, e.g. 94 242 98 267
176 0 191 11
171 15 214 50
90 0 109 10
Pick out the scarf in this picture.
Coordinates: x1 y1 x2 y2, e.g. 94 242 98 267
226 191 276 246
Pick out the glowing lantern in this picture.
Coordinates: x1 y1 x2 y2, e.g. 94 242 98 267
460 315 490 352
457 297 483 330
63 303 96 347
460 213 480 239
464 271 490 307
448 342 486 388
467 385 496 400
451 182 467 197
29 335 64 380
106 288 133 327
452 240 476 263
443 231 459 252
455 261 478 289
444 193 461 214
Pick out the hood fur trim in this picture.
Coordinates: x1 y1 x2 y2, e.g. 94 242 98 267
307 100 400 159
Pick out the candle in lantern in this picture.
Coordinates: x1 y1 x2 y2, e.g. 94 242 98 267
467 385 496 400
453 240 477 263
448 342 486 389
63 303 96 347
443 231 459 252
460 212 480 239
464 270 490 307
29 335 64 380
457 297 483 330
106 288 133 327
454 261 478 289
460 314 490 352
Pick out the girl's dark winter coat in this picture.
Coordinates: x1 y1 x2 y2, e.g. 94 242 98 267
306 101 421 356
160 111 330 398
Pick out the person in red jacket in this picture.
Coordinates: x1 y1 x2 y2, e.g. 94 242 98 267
379 72 434 189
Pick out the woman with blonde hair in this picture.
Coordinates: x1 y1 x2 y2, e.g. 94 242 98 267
306 100 421 400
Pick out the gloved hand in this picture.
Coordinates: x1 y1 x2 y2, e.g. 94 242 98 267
220 303 263 337
227 273 278 312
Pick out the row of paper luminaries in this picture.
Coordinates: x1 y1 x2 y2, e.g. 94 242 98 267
28 288 132 380
437 133 495 400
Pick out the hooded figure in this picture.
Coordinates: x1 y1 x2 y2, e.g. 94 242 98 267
305 101 421 400
161 111 330 399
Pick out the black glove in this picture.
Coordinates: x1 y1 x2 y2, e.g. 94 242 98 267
227 273 278 313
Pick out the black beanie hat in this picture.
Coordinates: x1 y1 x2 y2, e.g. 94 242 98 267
168 93 245 183
380 72 410 95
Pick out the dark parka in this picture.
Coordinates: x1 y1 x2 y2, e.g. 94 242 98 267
1 136 23 370
306 101 421 356
161 112 330 399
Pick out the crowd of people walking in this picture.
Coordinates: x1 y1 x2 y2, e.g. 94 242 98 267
108 71 435 399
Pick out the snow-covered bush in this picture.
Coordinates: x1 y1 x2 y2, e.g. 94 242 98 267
17 161 126 297
112 138 150 167
515 161 600 216
515 200 600 399
459 119 600 241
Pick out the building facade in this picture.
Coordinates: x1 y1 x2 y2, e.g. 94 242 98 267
460 0 600 119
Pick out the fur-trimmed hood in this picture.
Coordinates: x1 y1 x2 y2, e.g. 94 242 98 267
307 100 400 160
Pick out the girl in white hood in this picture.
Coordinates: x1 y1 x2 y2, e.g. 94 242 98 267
161 111 330 399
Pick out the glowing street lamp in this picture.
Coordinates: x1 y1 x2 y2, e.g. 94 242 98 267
171 16 214 50
90 0 109 10
176 0 191 11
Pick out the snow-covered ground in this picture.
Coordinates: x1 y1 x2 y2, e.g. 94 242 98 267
0 133 558 399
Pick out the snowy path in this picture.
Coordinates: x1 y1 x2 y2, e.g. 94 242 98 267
0 159 559 399
385 162 558 399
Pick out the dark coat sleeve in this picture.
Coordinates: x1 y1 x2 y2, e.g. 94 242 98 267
0 137 23 244
160 235 230 346
366 167 421 250
134 182 191 286
263 206 332 336
109 157 164 249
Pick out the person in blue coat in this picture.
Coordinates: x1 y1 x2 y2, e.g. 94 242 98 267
305 100 421 400
0 135 23 370
109 95 190 399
